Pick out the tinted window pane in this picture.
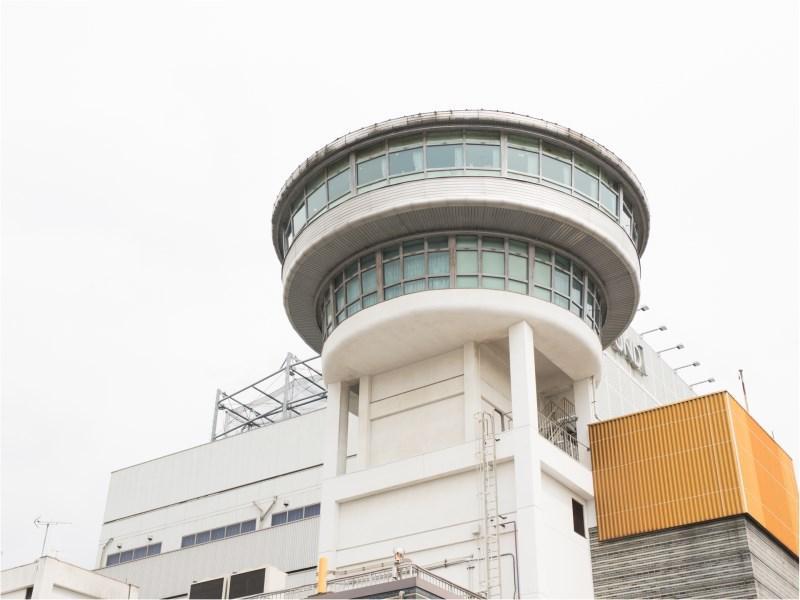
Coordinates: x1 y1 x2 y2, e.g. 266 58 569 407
482 252 504 276
482 276 504 290
357 155 386 186
133 546 147 560
335 288 345 311
307 184 327 218
426 145 463 169
181 534 196 548
362 292 378 308
456 276 478 288
383 260 401 286
403 239 424 254
456 251 477 273
533 263 551 287
534 286 551 301
271 512 287 526
389 148 423 176
383 246 400 260
572 499 586 537
574 169 599 199
361 254 376 269
555 254 571 270
429 276 450 289
465 144 500 169
554 294 570 309
456 235 477 249
196 530 210 544
106 553 120 566
508 148 539 175
404 254 425 279
211 527 226 540
600 183 618 215
404 279 425 294
147 543 162 556
554 270 570 295
226 523 241 537
384 284 401 300
542 142 571 161
428 252 450 275
346 277 360 302
304 503 321 518
346 300 361 316
292 205 307 233
361 268 377 294
482 237 504 251
508 280 528 294
288 508 304 522
542 156 571 186
508 135 539 151
509 254 528 281
120 550 134 563
428 236 448 250
572 279 583 304
535 247 551 261
328 169 350 203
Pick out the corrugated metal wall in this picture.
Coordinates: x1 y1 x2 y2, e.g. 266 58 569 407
590 393 744 541
590 392 798 557
728 396 799 555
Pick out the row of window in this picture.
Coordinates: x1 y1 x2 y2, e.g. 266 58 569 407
180 518 257 549
270 502 321 526
281 129 641 255
319 233 606 339
105 542 161 566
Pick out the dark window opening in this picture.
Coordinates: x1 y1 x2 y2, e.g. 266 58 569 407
189 578 224 599
572 499 585 537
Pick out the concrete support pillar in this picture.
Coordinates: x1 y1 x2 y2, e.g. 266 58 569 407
508 321 546 598
319 381 347 568
464 341 482 441
357 375 372 470
573 377 594 467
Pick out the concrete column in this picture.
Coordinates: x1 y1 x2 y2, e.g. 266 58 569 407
318 381 348 568
573 377 594 467
463 341 482 441
322 381 348 479
508 321 545 598
357 375 372 470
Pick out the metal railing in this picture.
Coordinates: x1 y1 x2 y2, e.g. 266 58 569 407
252 563 483 599
538 410 580 460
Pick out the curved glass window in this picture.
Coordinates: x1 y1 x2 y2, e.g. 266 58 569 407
319 233 606 339
281 129 640 257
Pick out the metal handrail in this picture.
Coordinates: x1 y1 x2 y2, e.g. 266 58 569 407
538 410 580 460
250 563 483 599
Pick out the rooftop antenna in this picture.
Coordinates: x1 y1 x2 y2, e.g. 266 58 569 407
738 369 750 412
34 517 71 556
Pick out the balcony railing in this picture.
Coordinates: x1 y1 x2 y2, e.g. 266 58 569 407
538 411 580 460
251 563 483 599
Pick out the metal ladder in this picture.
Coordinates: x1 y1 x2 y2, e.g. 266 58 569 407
476 411 502 599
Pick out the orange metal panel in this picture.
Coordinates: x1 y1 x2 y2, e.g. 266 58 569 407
590 392 799 557
728 395 799 556
590 393 745 542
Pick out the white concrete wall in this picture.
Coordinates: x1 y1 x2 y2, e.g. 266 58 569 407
98 411 325 566
369 349 464 467
2 557 138 599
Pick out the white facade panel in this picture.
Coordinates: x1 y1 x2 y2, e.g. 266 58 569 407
96 518 318 599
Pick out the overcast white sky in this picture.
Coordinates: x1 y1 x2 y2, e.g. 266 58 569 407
2 0 798 570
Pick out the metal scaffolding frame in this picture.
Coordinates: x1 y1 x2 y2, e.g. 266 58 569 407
210 353 327 441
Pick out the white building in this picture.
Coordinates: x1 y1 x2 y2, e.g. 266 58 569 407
1 556 139 599
94 111 698 599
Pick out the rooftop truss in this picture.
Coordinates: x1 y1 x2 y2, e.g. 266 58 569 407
211 353 326 441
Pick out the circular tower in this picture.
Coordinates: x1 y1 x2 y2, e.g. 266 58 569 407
273 110 647 383
272 110 649 599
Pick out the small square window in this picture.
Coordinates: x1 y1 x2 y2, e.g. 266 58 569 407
271 512 287 526
211 527 226 541
288 508 304 522
120 550 134 563
240 519 257 533
304 503 321 518
106 553 120 566
196 530 211 544
133 546 147 560
147 543 162 556
225 523 241 537
181 534 196 548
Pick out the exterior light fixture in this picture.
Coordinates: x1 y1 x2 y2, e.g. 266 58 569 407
657 344 684 354
638 305 650 312
690 377 715 387
674 361 700 372
641 326 667 336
